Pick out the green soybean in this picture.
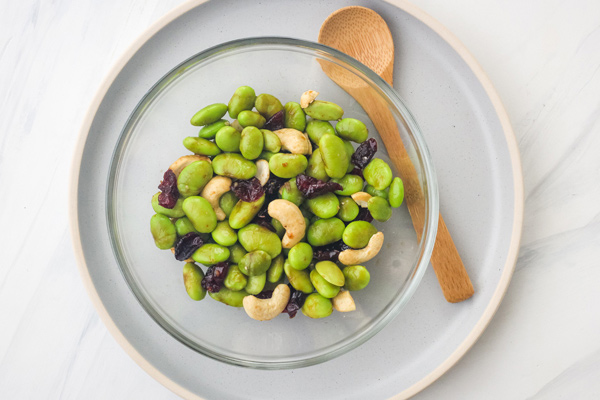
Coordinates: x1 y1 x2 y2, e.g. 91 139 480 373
182 196 217 233
183 263 206 300
177 160 213 197
212 153 257 180
304 100 344 121
315 261 345 287
337 196 359 222
363 158 393 190
208 287 249 307
229 195 265 229
306 192 339 219
215 126 241 152
238 250 272 276
319 134 350 179
271 218 285 239
368 196 393 222
267 254 285 283
279 179 304 207
228 243 247 264
343 265 370 291
228 86 256 119
261 129 282 153
237 110 266 128
284 101 306 131
269 153 308 178
245 273 267 295
255 93 283 118
224 264 247 291
307 217 345 247
335 118 368 143
343 140 356 173
365 184 389 199
150 214 177 249
240 126 264 160
388 177 404 208
219 191 239 218
152 192 185 218
306 148 329 181
175 216 198 236
284 259 314 294
191 103 228 126
301 293 333 318
306 120 335 145
211 221 238 246
259 151 277 161
192 243 230 265
331 174 363 196
237 224 282 259
310 270 340 299
343 221 377 248
288 242 313 270
199 119 229 139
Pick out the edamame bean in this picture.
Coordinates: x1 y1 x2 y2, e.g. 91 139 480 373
177 160 213 197
152 192 185 218
237 110 266 128
219 191 239 218
267 254 285 283
307 217 345 247
224 264 247 291
255 93 283 119
240 126 264 160
306 192 339 219
288 242 313 270
271 218 285 239
208 287 249 307
215 126 241 152
212 153 257 180
301 293 333 318
304 100 344 121
342 221 377 248
306 148 329 182
228 243 247 264
190 103 228 126
269 153 308 178
175 216 198 236
337 196 359 222
365 184 389 199
368 196 392 222
310 270 340 299
183 136 221 156
306 120 335 145
228 86 256 119
343 140 356 173
183 262 206 300
199 119 229 139
363 158 393 190
229 195 265 229
388 177 404 208
284 259 314 294
237 224 282 258
315 261 345 286
191 243 230 265
284 102 306 131
238 250 272 276
182 196 218 233
279 179 304 207
331 174 363 196
335 118 368 143
245 273 267 295
259 151 277 161
343 265 370 291
211 220 238 246
150 214 177 249
261 129 282 153
319 134 350 179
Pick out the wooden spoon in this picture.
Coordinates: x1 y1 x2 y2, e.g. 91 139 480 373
319 6 474 303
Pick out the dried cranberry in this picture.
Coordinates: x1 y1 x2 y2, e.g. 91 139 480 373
255 218 276 232
201 262 229 293
230 178 264 202
355 207 374 222
173 232 204 261
264 110 284 131
263 175 287 199
282 284 307 318
295 174 343 199
157 169 179 209
313 240 350 261
254 290 274 299
351 138 378 169
350 167 364 179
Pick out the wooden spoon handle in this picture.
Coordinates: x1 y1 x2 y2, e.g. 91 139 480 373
355 89 474 302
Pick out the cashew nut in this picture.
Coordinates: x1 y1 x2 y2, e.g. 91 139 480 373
170 247 193 263
169 155 210 177
351 191 372 207
338 232 384 265
243 284 291 321
200 176 232 221
255 159 270 186
267 199 306 248
273 128 312 155
332 290 356 312
300 90 319 108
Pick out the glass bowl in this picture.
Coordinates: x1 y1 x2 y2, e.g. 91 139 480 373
107 37 438 369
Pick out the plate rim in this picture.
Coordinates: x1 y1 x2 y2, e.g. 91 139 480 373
68 0 524 399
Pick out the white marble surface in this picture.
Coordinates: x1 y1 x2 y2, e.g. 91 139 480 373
1 0 599 398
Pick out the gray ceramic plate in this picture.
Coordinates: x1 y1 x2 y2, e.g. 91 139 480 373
69 0 523 398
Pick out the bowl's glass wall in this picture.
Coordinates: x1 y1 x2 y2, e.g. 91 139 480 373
108 39 437 368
